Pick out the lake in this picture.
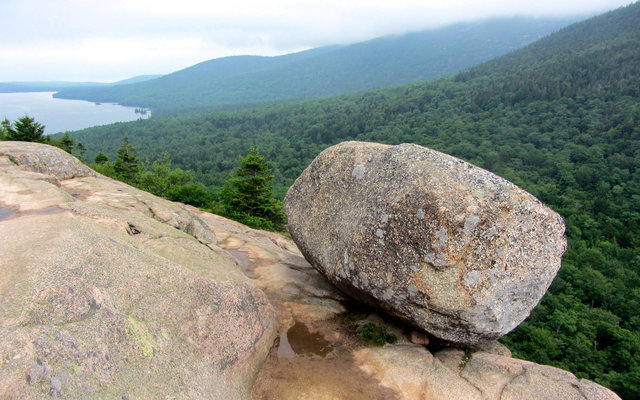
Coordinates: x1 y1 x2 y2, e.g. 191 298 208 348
0 92 150 134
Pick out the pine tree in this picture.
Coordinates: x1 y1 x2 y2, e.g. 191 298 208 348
59 132 75 153
219 147 286 230
113 135 140 183
75 142 87 162
5 116 46 142
94 152 109 164
0 118 10 140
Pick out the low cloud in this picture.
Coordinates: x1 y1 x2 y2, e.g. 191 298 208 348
0 0 631 81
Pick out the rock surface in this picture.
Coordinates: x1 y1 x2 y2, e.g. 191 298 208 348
193 210 618 400
193 203 618 400
0 142 618 400
356 346 621 400
284 141 567 345
0 142 276 399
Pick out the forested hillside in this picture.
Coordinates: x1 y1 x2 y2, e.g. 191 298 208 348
53 16 577 113
71 3 640 398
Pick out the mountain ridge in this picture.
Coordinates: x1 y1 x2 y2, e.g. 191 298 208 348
0 75 163 93
52 16 580 112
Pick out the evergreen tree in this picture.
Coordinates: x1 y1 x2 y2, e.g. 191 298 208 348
137 152 194 198
219 147 286 230
94 152 109 164
4 116 46 142
113 135 140 183
168 183 213 208
75 142 87 162
59 132 75 153
0 118 10 140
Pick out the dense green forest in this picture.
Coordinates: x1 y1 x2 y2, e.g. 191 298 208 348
70 3 640 398
53 17 577 113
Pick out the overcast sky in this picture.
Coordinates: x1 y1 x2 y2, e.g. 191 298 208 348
0 0 633 82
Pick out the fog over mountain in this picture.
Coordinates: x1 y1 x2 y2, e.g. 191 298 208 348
52 16 580 112
0 0 631 81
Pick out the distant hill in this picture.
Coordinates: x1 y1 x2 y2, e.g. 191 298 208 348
53 16 579 112
111 75 164 85
0 75 162 93
70 3 640 398
0 81 108 93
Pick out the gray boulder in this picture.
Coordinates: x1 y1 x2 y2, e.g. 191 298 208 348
284 141 566 345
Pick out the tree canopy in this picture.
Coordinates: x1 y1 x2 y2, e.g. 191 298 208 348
3 115 46 142
112 135 141 183
51 17 576 114
219 147 286 231
91 142 213 209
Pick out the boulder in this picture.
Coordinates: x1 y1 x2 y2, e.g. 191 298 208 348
0 142 618 400
0 140 96 180
284 141 566 345
202 197 617 400
0 142 276 399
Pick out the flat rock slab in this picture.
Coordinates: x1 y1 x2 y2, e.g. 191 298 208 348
284 141 567 345
0 142 276 399
355 346 621 400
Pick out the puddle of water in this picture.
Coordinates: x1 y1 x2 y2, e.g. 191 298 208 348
0 207 15 221
252 318 399 400
277 321 333 358
228 249 259 279
277 331 296 358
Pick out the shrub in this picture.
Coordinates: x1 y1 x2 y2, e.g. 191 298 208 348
356 322 398 346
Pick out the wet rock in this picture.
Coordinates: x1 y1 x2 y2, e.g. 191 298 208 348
284 141 567 345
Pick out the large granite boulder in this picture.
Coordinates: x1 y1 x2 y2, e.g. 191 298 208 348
202 200 618 400
284 141 567 345
1 142 618 399
0 142 276 399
